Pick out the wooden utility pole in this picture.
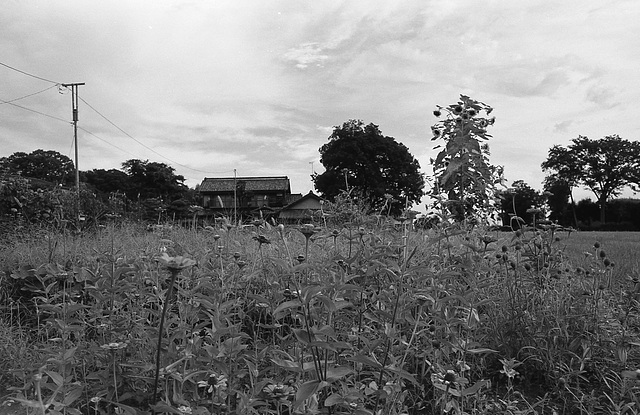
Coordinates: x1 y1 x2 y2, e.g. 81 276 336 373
62 82 85 218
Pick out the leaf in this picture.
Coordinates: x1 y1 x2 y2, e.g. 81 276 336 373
273 299 302 317
293 328 316 345
324 393 344 406
466 348 498 354
271 358 302 372
349 354 383 369
44 370 64 386
63 386 83 406
460 379 490 396
294 380 320 409
325 366 353 381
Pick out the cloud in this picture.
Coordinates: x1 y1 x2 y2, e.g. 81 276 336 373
284 42 330 69
553 120 573 133
585 84 618 108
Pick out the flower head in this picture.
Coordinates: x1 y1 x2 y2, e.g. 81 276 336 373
157 253 196 272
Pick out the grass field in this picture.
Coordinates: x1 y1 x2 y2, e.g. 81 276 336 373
0 222 639 414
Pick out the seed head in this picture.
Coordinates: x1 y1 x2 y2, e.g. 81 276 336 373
599 250 607 259
594 241 601 249
433 109 441 117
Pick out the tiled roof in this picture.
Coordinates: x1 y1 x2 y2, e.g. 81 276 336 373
199 176 291 193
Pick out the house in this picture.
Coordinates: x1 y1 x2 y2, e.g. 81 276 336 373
278 191 323 223
199 176 293 218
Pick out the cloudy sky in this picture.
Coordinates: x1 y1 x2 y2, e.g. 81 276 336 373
2 1 639 210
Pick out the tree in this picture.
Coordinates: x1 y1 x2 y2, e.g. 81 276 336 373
541 135 640 223
82 168 132 196
0 149 74 185
313 120 424 215
497 180 544 229
430 95 503 222
543 175 576 227
121 159 187 200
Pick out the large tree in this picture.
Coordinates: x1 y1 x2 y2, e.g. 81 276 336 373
121 159 187 200
430 95 502 222
0 149 74 185
81 168 132 196
498 180 544 229
541 135 640 223
313 120 424 215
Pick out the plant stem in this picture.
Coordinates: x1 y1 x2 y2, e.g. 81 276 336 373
152 268 180 411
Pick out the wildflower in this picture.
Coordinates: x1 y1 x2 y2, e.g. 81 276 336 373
90 397 102 403
501 245 508 253
479 119 488 128
177 406 192 415
263 383 295 402
157 253 196 272
253 234 271 245
604 258 611 267
299 223 316 238
599 250 607 259
296 254 306 263
233 252 241 260
236 260 247 269
433 109 441 117
453 105 463 114
100 342 127 350
594 241 601 249
198 373 228 394
468 109 477 117
213 234 221 241
443 371 457 384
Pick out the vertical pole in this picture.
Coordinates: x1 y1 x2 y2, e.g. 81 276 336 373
62 82 85 220
233 169 237 225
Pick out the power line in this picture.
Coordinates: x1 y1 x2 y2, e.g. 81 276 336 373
0 61 60 84
77 95 235 175
0 61 235 176
0 85 59 105
0 97 70 124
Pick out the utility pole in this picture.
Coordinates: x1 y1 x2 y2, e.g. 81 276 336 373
233 169 237 225
62 82 85 219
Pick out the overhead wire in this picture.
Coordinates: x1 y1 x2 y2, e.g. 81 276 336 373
0 61 60 84
0 84 59 105
1 61 234 176
0 97 71 124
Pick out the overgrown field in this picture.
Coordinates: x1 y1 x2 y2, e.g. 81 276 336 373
1 219 639 415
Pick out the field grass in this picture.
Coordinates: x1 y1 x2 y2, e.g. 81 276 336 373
0 221 639 414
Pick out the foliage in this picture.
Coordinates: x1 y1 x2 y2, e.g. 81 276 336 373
313 120 424 215
497 180 545 229
542 135 640 223
121 159 188 201
1 208 640 414
544 175 575 227
0 149 75 185
82 168 132 197
430 95 504 223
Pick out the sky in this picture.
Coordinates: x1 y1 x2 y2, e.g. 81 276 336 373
2 0 639 212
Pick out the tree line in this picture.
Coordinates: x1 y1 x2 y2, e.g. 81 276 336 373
2 95 639 228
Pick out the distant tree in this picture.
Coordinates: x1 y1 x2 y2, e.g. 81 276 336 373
543 175 576 227
498 180 544 229
82 169 131 196
430 95 503 222
0 149 74 185
541 135 640 223
313 120 424 215
121 159 187 200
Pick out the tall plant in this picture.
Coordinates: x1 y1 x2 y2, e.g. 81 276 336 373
430 95 502 222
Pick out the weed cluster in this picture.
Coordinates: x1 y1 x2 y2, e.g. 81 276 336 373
0 216 639 414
